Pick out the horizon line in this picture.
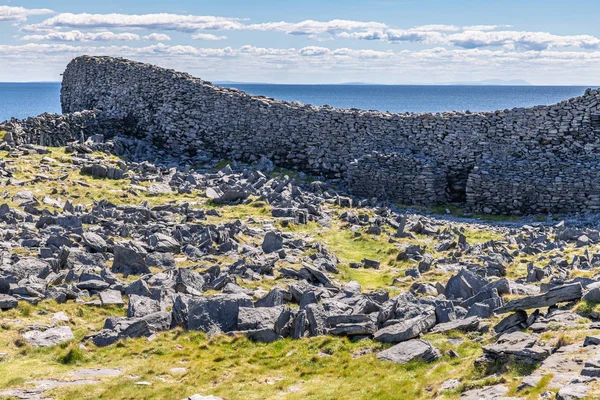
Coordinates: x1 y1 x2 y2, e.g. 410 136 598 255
0 81 598 87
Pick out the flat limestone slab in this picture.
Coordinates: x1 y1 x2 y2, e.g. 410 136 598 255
376 339 440 364
495 283 582 313
22 326 74 347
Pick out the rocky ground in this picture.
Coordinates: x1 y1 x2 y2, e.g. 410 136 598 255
1 130 600 399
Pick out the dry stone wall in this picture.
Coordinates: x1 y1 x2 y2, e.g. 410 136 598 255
0 110 123 147
55 56 600 214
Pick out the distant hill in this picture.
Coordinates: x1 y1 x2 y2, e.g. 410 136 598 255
439 79 532 86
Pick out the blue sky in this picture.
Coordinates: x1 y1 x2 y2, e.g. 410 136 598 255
2 0 600 83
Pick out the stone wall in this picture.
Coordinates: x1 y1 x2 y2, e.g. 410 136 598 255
0 110 124 147
52 56 600 214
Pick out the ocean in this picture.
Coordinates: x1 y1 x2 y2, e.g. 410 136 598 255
0 82 591 122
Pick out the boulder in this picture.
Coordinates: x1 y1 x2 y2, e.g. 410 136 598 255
82 232 107 253
120 312 171 339
329 322 377 336
305 303 327 336
444 269 488 300
100 290 124 306
495 283 583 313
22 326 74 347
187 294 253 333
556 383 590 400
0 294 18 310
127 294 161 318
431 316 485 334
376 339 440 364
237 306 283 331
261 232 283 254
77 280 110 291
112 244 150 275
8 258 49 280
582 282 600 303
149 233 181 253
494 310 528 333
374 311 436 343
175 268 204 296
482 331 551 364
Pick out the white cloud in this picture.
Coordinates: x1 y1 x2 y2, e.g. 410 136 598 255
239 45 296 56
446 30 600 50
299 46 330 56
462 25 512 31
22 13 245 32
332 48 393 59
143 33 171 41
22 30 142 42
341 25 600 50
1 43 600 84
246 19 387 35
23 13 389 39
410 24 461 32
191 33 227 40
0 5 55 22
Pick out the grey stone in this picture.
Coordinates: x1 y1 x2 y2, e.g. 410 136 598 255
82 232 107 252
187 294 253 333
261 231 283 254
362 258 380 269
444 269 487 300
0 294 18 310
431 316 484 334
112 244 150 275
482 331 551 364
373 310 436 343
237 306 283 331
376 339 441 364
77 280 110 291
100 290 124 306
495 283 583 313
149 233 181 253
494 310 528 333
22 326 74 347
556 383 590 400
127 294 161 318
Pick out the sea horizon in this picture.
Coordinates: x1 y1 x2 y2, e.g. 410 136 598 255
0 82 593 122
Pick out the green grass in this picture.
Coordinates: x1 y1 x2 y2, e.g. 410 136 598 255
0 309 492 400
2 146 591 399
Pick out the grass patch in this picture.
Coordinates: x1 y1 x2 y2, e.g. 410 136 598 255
59 345 86 365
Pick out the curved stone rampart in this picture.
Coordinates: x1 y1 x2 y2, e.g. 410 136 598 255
59 56 600 214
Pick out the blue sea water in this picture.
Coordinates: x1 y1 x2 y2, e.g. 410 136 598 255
0 82 591 122
220 84 590 114
0 82 62 122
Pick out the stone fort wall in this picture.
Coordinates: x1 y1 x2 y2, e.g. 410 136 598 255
45 56 600 214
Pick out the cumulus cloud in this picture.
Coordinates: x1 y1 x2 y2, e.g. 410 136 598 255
2 43 600 84
22 13 389 38
0 5 55 22
299 46 330 56
143 33 171 41
332 48 393 59
22 13 245 33
446 30 600 50
239 45 296 56
340 25 600 50
246 19 387 35
191 33 227 40
21 30 142 42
